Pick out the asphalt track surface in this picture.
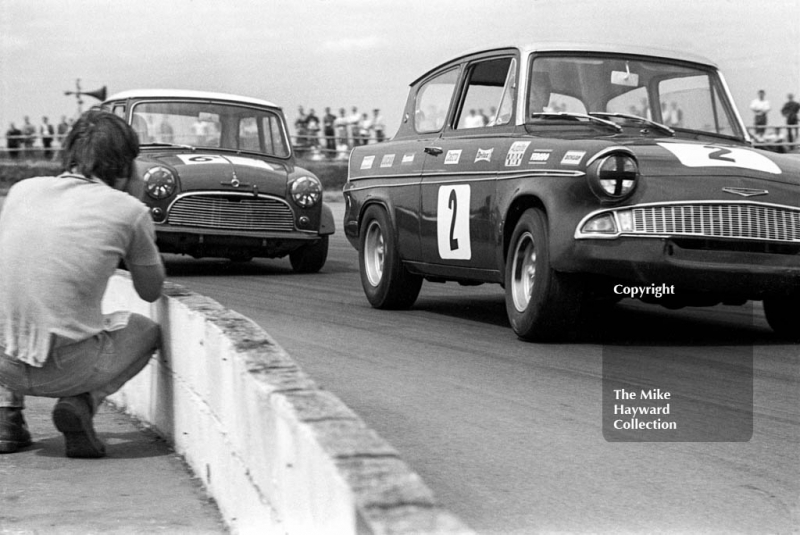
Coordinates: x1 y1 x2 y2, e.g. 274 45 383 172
167 200 799 535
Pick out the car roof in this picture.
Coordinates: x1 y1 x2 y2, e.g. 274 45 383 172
104 89 280 109
411 42 718 85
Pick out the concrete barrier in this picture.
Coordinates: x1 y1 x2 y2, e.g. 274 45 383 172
102 272 473 535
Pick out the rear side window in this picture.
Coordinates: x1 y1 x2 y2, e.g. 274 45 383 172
414 68 459 134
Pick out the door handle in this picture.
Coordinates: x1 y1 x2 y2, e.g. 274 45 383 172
424 146 443 156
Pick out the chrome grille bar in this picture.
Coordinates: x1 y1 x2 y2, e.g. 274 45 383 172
167 195 296 232
630 204 800 242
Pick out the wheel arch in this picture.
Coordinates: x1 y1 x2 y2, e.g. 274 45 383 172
357 198 397 246
502 195 548 271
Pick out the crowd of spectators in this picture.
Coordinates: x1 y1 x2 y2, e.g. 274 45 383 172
293 106 385 159
748 90 800 153
4 115 73 160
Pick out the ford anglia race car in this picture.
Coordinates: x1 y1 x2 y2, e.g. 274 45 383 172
342 44 800 341
101 90 334 272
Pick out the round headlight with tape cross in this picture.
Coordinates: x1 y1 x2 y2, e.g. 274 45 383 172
143 166 177 199
586 151 639 203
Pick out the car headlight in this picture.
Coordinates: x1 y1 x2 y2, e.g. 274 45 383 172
143 166 177 199
586 152 639 203
291 176 322 208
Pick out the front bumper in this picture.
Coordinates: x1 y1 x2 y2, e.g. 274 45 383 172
155 224 321 259
560 236 800 299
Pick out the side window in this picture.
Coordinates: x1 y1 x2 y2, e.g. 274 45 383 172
112 104 126 118
264 115 289 157
415 68 459 134
456 57 516 129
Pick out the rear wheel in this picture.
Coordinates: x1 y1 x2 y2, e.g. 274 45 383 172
359 205 422 309
290 236 329 273
505 208 584 341
763 296 799 339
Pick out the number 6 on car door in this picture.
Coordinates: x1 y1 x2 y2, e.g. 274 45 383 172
437 185 471 260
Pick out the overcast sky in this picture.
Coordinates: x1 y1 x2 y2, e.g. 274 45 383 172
1 0 798 136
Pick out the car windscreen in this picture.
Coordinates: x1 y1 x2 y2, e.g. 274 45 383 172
527 54 743 140
130 100 290 158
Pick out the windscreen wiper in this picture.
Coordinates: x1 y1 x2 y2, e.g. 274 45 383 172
141 142 196 150
589 112 675 137
530 112 623 133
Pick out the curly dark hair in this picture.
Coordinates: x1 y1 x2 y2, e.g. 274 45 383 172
61 110 140 186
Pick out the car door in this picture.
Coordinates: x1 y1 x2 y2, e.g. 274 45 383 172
419 54 518 275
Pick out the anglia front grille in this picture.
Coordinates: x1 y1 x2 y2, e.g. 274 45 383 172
631 204 800 243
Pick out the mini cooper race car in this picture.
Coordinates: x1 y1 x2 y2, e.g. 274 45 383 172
343 43 800 341
102 89 334 272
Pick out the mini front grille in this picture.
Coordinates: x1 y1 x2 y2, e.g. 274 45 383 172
167 195 295 232
630 204 800 243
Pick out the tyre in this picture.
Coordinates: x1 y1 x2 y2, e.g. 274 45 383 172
289 236 329 273
763 296 799 339
505 208 584 341
359 205 422 309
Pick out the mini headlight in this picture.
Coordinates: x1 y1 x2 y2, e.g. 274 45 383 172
291 176 322 208
587 153 639 203
143 166 177 199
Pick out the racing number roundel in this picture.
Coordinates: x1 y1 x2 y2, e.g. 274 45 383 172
437 185 471 260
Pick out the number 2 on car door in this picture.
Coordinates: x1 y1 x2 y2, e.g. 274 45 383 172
437 185 471 260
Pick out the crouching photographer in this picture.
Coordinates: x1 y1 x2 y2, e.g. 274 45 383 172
0 110 164 458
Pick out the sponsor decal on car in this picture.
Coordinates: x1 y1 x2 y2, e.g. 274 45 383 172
528 150 552 164
361 155 375 170
561 150 586 165
475 148 494 163
445 149 462 165
402 152 415 164
380 154 396 168
505 141 531 166
658 143 781 174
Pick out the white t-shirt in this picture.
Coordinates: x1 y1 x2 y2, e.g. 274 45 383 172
0 174 161 366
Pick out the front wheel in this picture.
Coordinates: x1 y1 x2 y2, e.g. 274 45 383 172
763 296 799 340
290 236 329 273
505 209 584 341
359 205 422 309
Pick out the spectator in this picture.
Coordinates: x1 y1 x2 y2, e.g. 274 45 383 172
464 109 484 128
781 93 799 146
322 107 336 155
664 102 683 128
372 109 386 142
334 108 349 149
21 116 36 157
359 112 372 145
57 116 70 146
40 116 55 159
348 106 361 146
294 106 308 148
5 123 22 159
750 90 770 136
305 108 320 148
159 117 174 144
0 110 164 457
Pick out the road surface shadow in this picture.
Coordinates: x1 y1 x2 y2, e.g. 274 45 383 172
413 289 786 347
